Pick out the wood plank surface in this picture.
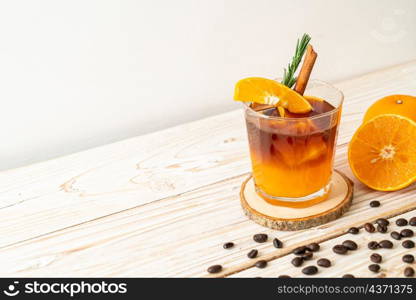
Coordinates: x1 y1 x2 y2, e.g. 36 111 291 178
0 60 415 277
230 210 416 278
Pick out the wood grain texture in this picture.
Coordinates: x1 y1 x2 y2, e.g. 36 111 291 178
0 60 415 277
229 210 416 278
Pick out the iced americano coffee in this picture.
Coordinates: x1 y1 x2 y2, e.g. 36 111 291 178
233 34 343 207
244 81 343 207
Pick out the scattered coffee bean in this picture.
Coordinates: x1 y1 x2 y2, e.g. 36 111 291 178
301 251 313 260
396 218 408 226
364 223 375 233
370 200 380 207
223 242 234 249
255 260 267 268
379 240 393 249
342 240 358 251
404 267 415 277
376 218 389 227
306 243 320 252
293 246 307 255
207 265 222 273
402 240 415 249
402 254 414 263
333 244 349 254
370 253 382 263
409 217 416 226
368 264 380 273
273 238 283 248
368 241 379 250
253 233 268 243
317 258 331 268
348 227 359 234
400 229 414 238
377 224 387 233
391 231 401 240
291 256 304 267
278 275 291 278
247 249 258 259
342 274 355 278
302 266 318 275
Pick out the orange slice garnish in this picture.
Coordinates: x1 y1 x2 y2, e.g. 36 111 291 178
304 95 324 102
234 77 312 114
277 106 286 117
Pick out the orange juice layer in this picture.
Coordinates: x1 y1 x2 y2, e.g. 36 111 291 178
246 98 339 201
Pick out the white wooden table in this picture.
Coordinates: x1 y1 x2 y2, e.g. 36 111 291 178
1 61 416 278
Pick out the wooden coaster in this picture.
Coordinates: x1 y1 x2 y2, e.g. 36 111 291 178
240 170 354 231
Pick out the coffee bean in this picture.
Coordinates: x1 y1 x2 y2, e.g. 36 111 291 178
306 243 320 252
333 244 349 254
207 265 222 273
317 258 331 268
400 229 414 238
247 249 258 259
396 218 408 226
377 224 387 233
402 254 414 263
409 217 416 226
293 246 307 255
291 256 304 267
342 240 358 250
273 238 283 248
301 251 313 260
368 264 380 273
342 274 355 278
364 223 375 233
404 267 415 277
370 200 380 207
379 240 393 249
278 275 291 278
348 227 359 234
370 253 382 263
302 266 318 275
402 240 415 249
390 231 401 240
376 218 389 227
223 242 234 249
255 260 267 268
368 241 379 250
253 233 268 243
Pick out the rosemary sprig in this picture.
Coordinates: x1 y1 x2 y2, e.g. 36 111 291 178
281 33 311 88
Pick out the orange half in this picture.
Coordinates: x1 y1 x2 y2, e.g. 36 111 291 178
348 114 416 191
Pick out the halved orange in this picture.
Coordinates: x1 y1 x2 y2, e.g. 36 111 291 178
363 95 416 123
348 114 416 191
234 77 312 113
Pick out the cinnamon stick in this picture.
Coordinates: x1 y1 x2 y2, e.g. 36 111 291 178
251 45 317 112
251 103 274 111
294 45 317 95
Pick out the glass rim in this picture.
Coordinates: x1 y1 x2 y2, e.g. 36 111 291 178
243 79 344 121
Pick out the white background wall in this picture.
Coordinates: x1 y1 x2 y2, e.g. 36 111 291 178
1 0 415 171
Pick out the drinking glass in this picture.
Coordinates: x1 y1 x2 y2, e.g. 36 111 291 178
244 79 343 207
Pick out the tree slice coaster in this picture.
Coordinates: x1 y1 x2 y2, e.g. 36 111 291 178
240 170 354 231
